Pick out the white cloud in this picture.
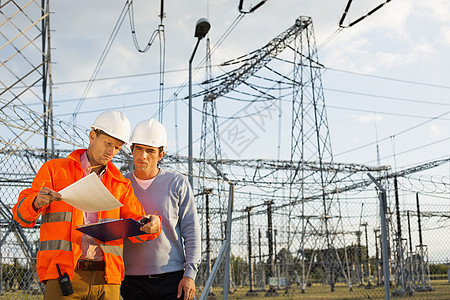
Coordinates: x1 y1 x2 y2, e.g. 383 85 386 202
351 114 384 123
440 26 450 46
323 30 435 73
320 0 450 74
352 137 360 144
415 1 450 22
430 125 441 136
373 41 434 68
24 0 448 168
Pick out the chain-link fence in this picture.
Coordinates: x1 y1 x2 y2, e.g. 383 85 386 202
192 167 450 300
1 149 450 300
1 149 47 300
1 1 449 298
0 148 129 299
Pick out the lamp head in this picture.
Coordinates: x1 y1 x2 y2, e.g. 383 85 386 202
194 18 211 39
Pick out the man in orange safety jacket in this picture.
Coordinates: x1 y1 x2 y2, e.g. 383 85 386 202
13 110 162 300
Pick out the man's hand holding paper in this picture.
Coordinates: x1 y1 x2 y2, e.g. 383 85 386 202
33 187 62 211
32 173 124 213
59 173 123 212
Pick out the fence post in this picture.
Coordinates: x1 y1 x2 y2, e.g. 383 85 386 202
368 173 391 300
199 182 234 300
223 183 234 299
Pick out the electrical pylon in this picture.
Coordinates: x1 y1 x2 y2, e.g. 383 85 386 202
198 37 227 289
197 16 349 292
288 16 346 292
0 0 53 294
1 0 54 158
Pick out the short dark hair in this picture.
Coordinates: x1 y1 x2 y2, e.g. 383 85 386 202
93 129 124 143
92 129 112 141
93 129 105 136
131 144 165 155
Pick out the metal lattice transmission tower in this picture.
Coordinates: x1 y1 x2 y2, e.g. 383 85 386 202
288 16 345 292
200 38 223 178
195 15 349 291
0 0 53 290
196 16 318 283
198 37 227 283
0 0 55 158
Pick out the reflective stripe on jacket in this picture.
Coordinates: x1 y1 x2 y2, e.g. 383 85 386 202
12 149 161 284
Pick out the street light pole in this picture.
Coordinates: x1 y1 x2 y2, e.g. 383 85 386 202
188 18 210 188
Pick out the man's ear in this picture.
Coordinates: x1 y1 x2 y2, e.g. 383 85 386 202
158 150 165 161
89 130 96 142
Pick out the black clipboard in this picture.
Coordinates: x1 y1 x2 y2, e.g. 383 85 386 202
76 218 144 242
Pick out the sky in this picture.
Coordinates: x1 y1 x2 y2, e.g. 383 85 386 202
2 0 449 261
43 0 450 260
42 0 449 171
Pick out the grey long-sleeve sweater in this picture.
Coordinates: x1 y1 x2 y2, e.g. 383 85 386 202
123 169 201 279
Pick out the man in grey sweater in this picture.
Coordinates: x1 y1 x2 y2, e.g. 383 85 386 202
121 119 201 300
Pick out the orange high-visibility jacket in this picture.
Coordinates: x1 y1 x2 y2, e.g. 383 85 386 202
13 149 161 284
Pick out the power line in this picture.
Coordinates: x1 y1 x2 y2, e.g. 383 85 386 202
70 1 131 121
333 110 450 159
324 87 450 108
375 139 450 166
339 0 393 28
127 0 166 122
42 64 450 93
327 105 450 121
325 67 450 91
51 68 186 86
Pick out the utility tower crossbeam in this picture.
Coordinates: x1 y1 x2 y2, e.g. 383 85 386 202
200 16 312 102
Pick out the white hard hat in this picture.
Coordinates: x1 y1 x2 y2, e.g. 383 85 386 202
130 118 167 148
90 110 131 144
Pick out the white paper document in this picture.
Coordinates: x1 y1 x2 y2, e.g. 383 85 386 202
59 173 123 212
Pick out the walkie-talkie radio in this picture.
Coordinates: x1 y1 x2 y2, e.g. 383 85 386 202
139 217 150 225
56 264 73 296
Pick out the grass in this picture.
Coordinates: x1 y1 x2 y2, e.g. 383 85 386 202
0 290 42 300
2 280 449 299
201 280 450 300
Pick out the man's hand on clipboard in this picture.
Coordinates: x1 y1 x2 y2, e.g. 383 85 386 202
139 214 161 234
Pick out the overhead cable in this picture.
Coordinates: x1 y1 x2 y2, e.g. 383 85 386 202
238 0 268 14
333 110 450 158
339 0 392 28
127 0 166 122
70 1 130 122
